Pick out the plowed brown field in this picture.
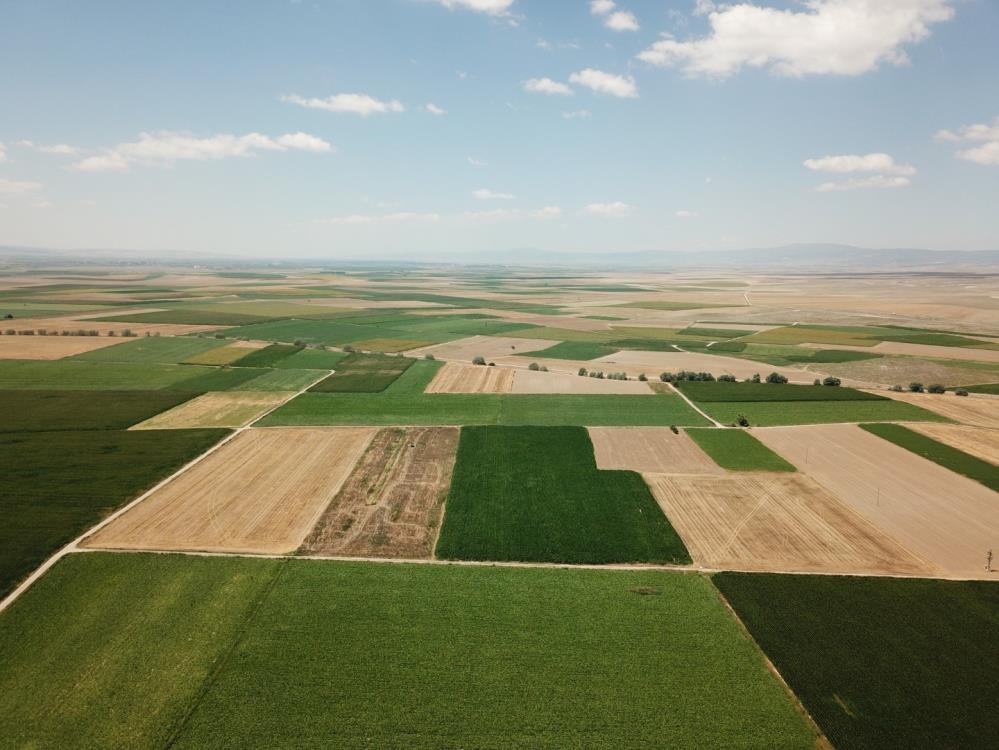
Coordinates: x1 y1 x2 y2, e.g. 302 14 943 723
299 426 459 558
645 473 934 576
405 335 552 361
589 427 722 473
83 427 375 554
755 424 999 577
131 392 295 429
424 362 513 393
512 369 653 394
0 335 124 359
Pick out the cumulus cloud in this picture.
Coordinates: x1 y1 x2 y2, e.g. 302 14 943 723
584 201 633 217
425 103 446 115
315 212 440 226
282 93 405 116
590 0 615 14
17 142 79 156
0 178 43 194
803 153 916 176
70 131 333 172
816 175 911 192
468 156 488 167
562 109 592 119
433 0 515 15
523 77 574 96
569 68 638 98
473 188 515 200
0 142 5 162
530 206 562 219
590 0 639 31
934 116 999 166
637 0 955 78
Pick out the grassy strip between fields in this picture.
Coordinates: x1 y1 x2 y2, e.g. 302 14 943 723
714 573 999 750
437 426 691 564
0 428 228 599
261 391 710 426
686 428 796 472
860 423 998 491
0 554 817 748
698 399 947 427
0 390 199 432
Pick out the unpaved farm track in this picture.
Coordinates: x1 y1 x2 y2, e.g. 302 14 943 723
83 427 375 554
755 424 999 576
424 362 513 393
645 473 934 576
299 426 459 558
589 427 723 474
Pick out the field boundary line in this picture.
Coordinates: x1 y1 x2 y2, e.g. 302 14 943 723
0 369 331 615
667 382 725 427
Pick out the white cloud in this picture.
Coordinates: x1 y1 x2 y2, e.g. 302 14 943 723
425 103 446 115
606 11 639 31
675 209 697 218
531 206 562 219
0 142 5 162
562 109 592 119
569 68 638 98
934 116 999 166
590 0 616 15
70 131 332 172
523 77 573 96
803 153 916 176
282 93 405 116
0 178 42 194
693 0 716 15
464 208 519 221
38 143 79 155
433 0 515 17
584 201 633 217
468 156 488 167
637 0 955 78
473 188 515 200
816 175 912 192
316 212 440 226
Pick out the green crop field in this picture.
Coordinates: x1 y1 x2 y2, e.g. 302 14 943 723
182 345 254 366
0 554 816 749
233 368 325 391
436 426 691 564
271 347 347 369
714 573 999 750
686 429 796 472
860 423 998 491
261 392 710 426
964 383 999 394
0 428 226 598
98 309 272 326
72 336 225 364
309 352 414 392
230 343 302 367
678 381 885 402
509 327 616 343
381 358 443 395
0 390 197 432
0 359 264 391
699 399 947 427
532 341 617 360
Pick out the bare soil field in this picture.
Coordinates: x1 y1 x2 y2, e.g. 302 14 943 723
299 426 459 558
645 473 934 576
83 427 375 554
591 350 815 383
908 423 999 464
875 390 999 428
512 369 653 394
589 427 723 474
0 335 124 360
132 392 296 429
754 424 999 577
822 356 999 388
405 335 553 361
424 362 513 393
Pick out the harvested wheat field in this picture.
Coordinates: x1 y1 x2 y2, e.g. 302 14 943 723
424 362 513 393
875 390 999 429
299 426 459 558
591 350 815 384
512 369 653 394
132 391 296 429
405 335 552 362
907 424 999 465
589 427 723 474
755 424 999 577
83 427 376 554
0 335 124 360
645 473 934 576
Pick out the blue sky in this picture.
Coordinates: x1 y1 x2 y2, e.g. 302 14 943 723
1 0 997 258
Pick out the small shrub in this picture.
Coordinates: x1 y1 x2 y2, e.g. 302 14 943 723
343 344 355 353
578 367 588 377
638 373 647 382
766 372 788 384
822 376 842 387
736 415 750 427
293 339 304 347
488 362 496 366
539 365 548 372
890 384 903 392
528 362 540 371
955 389 969 397
472 355 486 366
669 425 678 434
424 353 436 360
751 373 761 383
813 378 821 386
927 383 946 394
909 382 925 393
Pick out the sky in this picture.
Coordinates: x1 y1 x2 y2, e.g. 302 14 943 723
1 0 997 259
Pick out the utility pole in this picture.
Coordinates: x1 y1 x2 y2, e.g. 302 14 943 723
988 549 993 573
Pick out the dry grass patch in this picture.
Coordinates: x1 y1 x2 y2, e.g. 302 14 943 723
646 473 933 576
591 350 814 383
0 335 124 360
908 423 999 464
132 392 295 429
183 343 264 366
754 424 999 577
83 427 375 554
588 427 722 474
405 335 552 361
876 390 999 428
299 426 459 558
512 369 653 394
424 362 513 393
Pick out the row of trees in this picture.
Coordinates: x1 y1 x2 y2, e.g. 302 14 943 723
892 382 965 396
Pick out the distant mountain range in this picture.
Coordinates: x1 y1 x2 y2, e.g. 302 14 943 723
2 243 998 272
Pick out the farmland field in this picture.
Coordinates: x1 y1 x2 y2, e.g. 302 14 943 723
677 381 884 402
0 390 198 432
588 426 724 474
131 391 294 429
436 426 692 564
532 341 616 360
686 428 796 472
309 352 413 392
425 361 514 393
698 398 946 426
909 423 999 464
715 573 999 750
231 343 302 367
0 334 125 359
72 335 226 364
0 359 266 390
0 554 817 749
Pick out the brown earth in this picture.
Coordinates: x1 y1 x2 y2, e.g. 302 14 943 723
0 335 125 359
131 392 296 429
822 356 999 388
83 427 376 554
754 424 999 577
590 350 816 383
405 335 553 361
424 362 514 393
874 390 999 428
512 369 654 394
299 426 459 558
645 473 935 576
589 427 723 473
802 341 999 363
907 423 999 465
